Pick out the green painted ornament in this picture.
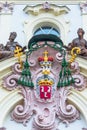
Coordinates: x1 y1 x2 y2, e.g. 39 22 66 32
18 53 34 88
57 50 75 88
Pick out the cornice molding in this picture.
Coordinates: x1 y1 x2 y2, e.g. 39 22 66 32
23 3 70 16
0 0 86 5
0 1 14 14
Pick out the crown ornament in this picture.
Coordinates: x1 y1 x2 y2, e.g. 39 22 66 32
38 78 54 86
38 51 53 75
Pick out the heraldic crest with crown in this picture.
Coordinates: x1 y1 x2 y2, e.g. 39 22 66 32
3 34 87 130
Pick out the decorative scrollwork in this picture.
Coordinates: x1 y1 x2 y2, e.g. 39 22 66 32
11 87 33 126
56 52 64 62
70 62 80 74
2 44 86 130
12 62 22 74
72 74 86 90
3 74 20 91
56 87 80 126
29 59 36 67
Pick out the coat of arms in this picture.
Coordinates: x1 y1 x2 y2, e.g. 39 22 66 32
2 34 86 130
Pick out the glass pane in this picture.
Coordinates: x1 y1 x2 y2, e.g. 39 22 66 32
34 26 60 37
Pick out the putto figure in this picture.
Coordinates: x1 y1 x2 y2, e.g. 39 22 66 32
5 32 22 52
0 32 26 61
68 28 87 57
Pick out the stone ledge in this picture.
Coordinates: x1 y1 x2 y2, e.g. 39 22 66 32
76 57 87 77
0 55 25 72
0 0 86 5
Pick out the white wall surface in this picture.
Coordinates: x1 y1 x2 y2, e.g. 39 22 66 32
0 4 84 46
4 114 87 130
66 5 83 44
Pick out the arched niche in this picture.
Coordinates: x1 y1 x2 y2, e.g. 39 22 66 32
23 3 70 46
23 16 70 45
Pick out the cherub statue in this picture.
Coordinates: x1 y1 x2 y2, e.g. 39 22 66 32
5 32 22 52
0 32 26 61
67 28 87 57
0 43 12 60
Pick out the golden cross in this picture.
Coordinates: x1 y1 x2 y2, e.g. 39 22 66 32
14 46 23 69
43 50 48 62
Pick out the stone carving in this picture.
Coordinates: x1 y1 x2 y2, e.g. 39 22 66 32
0 1 14 13
5 32 22 52
11 81 80 128
43 2 50 10
23 3 70 16
0 32 26 61
80 2 87 13
67 28 87 58
0 43 12 60
3 44 86 130
82 128 87 130
0 127 6 130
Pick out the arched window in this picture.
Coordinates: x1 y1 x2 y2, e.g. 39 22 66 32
34 26 60 37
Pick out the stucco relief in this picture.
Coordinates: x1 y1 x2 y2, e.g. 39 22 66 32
0 128 6 130
80 2 87 13
23 3 70 45
23 2 70 16
0 1 14 13
3 40 86 130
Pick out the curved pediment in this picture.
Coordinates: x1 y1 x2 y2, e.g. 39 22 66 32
23 2 70 16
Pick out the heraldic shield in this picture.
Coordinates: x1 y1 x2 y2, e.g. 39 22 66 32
3 34 87 130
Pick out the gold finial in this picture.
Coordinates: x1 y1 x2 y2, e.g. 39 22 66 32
43 50 48 62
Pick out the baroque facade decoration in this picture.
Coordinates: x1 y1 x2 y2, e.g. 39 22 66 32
2 34 87 130
0 0 87 130
0 1 14 14
80 1 87 13
23 2 70 44
23 2 70 16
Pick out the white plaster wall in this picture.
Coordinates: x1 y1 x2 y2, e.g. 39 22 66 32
4 114 87 130
10 5 29 46
0 4 83 46
65 5 82 44
0 5 29 46
0 14 11 45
